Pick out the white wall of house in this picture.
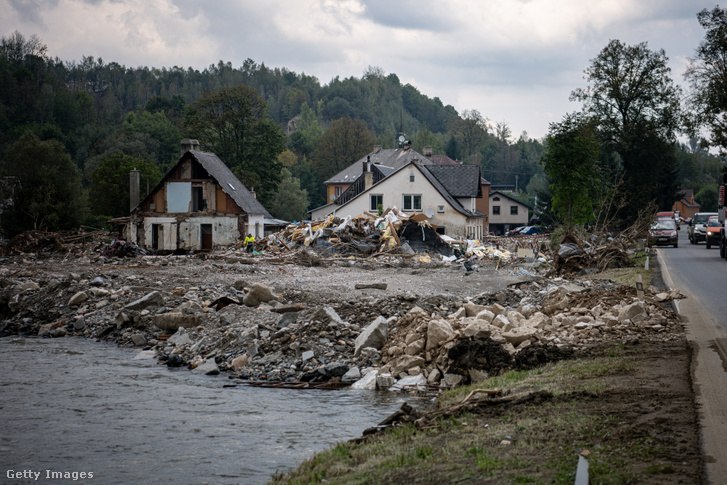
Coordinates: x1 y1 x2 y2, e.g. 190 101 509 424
142 217 178 251
311 204 337 221
247 214 265 239
489 195 529 226
179 216 239 250
330 168 480 237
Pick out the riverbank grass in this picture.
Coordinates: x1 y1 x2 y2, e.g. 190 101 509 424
269 344 684 484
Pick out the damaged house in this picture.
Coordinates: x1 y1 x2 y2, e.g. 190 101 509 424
128 139 271 252
310 144 490 239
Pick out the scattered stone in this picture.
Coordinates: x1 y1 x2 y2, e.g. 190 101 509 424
192 358 220 375
354 283 387 290
68 291 89 306
124 291 163 311
354 316 389 356
243 283 280 306
154 313 200 331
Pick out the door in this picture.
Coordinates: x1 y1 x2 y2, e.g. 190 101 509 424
201 224 212 251
152 224 163 250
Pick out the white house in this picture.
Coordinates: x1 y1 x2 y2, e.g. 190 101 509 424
311 146 487 239
488 190 532 235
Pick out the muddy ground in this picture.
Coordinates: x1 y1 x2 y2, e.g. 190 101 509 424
0 248 704 483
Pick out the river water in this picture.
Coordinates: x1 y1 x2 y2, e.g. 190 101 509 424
0 337 412 485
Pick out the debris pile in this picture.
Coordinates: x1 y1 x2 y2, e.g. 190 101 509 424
2 229 110 256
0 248 684 394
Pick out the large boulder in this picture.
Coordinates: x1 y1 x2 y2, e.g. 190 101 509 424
618 301 647 323
391 355 426 375
426 319 455 351
242 283 280 306
462 321 492 339
501 328 538 346
354 316 389 356
192 358 219 375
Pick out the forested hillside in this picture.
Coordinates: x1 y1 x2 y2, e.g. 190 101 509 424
0 30 722 237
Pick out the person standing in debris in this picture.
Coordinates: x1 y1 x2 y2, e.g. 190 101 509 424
244 233 255 253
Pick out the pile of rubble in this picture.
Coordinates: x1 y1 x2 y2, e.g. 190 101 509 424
0 249 684 392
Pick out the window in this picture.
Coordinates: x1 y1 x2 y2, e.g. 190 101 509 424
511 206 518 215
191 186 204 211
335 186 343 197
437 205 445 213
409 174 415 182
403 194 422 211
493 206 500 215
370 194 383 211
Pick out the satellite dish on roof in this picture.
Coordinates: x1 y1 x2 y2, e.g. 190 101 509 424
425 208 435 218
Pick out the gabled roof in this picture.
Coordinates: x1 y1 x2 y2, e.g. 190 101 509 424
429 154 460 166
134 149 271 218
489 190 533 210
189 150 271 217
330 160 484 218
324 147 432 184
423 165 482 198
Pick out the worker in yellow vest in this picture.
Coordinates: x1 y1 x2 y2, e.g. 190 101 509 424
244 233 255 253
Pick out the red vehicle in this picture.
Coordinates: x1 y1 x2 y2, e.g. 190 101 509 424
657 211 679 230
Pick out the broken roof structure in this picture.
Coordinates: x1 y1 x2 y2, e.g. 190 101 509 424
127 139 271 253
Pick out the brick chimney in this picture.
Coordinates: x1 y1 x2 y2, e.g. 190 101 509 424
180 138 200 156
373 145 382 153
423 146 433 157
363 155 373 188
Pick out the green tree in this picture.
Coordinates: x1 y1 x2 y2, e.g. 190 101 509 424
452 109 488 165
684 7 727 154
270 168 309 222
89 151 161 218
183 84 285 206
288 102 322 157
310 116 374 180
123 109 181 168
695 184 718 211
542 113 603 232
0 131 85 236
571 39 682 225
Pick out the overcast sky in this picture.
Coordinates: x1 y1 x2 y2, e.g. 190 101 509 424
1 0 718 140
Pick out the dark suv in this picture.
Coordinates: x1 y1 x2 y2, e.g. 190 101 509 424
689 212 717 244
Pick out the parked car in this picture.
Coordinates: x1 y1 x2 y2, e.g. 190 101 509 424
520 226 543 235
705 216 723 249
507 226 525 236
648 219 678 248
688 212 717 244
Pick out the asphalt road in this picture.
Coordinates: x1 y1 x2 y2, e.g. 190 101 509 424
655 225 727 484
657 226 727 330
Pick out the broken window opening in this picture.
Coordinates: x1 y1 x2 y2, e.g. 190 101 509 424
192 186 205 211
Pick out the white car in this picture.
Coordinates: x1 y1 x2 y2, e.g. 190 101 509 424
688 212 717 244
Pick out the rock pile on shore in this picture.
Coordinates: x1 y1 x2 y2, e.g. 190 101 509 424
0 250 684 391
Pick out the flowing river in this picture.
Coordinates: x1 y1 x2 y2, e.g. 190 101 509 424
0 337 413 484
